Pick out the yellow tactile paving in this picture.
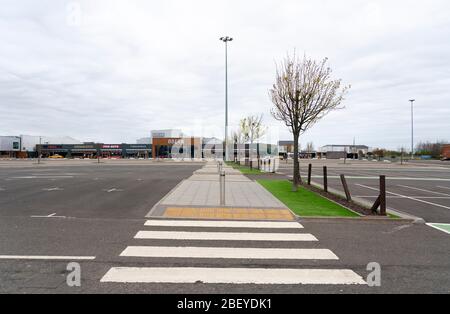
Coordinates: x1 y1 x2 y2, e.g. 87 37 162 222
163 207 295 221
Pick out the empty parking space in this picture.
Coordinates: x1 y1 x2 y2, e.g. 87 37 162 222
278 160 450 223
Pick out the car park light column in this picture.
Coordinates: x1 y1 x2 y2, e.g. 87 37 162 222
220 36 233 161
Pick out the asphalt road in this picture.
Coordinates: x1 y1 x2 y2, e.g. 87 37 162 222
0 159 449 294
277 159 450 223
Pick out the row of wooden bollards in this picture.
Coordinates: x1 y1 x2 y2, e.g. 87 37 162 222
306 164 387 216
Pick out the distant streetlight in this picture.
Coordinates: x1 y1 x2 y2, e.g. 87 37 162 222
219 36 233 161
409 99 415 159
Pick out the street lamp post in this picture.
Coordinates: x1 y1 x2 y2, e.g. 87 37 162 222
409 99 415 159
219 36 233 161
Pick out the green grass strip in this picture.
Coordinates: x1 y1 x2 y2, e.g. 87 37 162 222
257 179 360 217
226 162 262 175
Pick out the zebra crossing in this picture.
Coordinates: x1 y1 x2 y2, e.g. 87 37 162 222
100 219 366 286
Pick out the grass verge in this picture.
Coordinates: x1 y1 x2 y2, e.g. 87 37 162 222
226 162 262 175
257 179 360 217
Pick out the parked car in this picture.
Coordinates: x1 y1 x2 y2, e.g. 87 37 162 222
49 154 64 159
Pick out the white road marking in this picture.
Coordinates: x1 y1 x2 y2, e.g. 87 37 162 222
104 188 124 193
31 213 66 218
0 255 95 260
426 223 450 235
42 187 63 191
397 185 450 196
356 184 450 210
144 220 303 229
354 196 450 199
120 246 338 260
292 175 450 182
134 231 317 241
10 176 73 179
100 267 366 285
437 186 450 191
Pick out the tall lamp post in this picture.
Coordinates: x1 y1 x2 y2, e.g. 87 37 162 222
219 36 233 161
409 99 415 159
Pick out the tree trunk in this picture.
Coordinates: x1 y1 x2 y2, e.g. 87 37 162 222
292 132 302 191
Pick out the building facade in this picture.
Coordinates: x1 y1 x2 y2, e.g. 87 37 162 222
319 145 370 159
37 143 152 159
0 136 21 157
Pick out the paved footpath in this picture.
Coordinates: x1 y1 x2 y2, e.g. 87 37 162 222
100 163 367 288
148 162 293 221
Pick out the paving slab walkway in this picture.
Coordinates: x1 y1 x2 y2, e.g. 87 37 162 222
147 162 293 221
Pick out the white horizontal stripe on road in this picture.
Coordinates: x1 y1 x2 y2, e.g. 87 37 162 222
120 246 338 260
144 220 303 229
437 186 450 191
134 231 317 242
0 255 95 260
356 184 450 210
100 267 366 285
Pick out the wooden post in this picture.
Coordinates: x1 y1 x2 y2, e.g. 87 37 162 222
380 175 386 216
323 166 328 193
340 174 352 201
308 164 312 185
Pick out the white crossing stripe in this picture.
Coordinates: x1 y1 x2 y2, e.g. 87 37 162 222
134 231 317 242
120 246 338 260
0 255 95 260
100 267 366 285
144 220 303 229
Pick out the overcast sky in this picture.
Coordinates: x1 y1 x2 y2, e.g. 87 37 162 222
1 0 449 149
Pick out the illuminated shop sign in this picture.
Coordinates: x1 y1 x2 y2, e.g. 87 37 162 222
168 139 184 145
102 145 121 149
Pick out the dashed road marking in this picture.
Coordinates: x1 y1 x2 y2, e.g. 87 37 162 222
103 188 124 193
42 187 64 191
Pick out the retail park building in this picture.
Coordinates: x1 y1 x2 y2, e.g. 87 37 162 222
0 130 276 160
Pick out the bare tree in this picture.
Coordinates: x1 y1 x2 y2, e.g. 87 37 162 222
237 114 266 169
306 142 314 153
270 53 349 191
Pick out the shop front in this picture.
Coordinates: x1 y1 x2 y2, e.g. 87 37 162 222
124 144 151 158
39 145 70 158
70 144 98 158
100 144 123 159
152 137 202 159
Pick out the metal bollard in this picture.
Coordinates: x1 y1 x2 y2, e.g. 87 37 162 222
220 170 226 206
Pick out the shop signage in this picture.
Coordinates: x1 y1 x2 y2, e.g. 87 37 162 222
102 145 121 149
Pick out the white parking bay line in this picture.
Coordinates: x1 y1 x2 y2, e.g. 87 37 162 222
134 231 317 241
0 255 95 261
10 176 73 179
397 185 450 196
100 267 366 285
144 220 303 229
356 184 450 210
120 246 338 260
